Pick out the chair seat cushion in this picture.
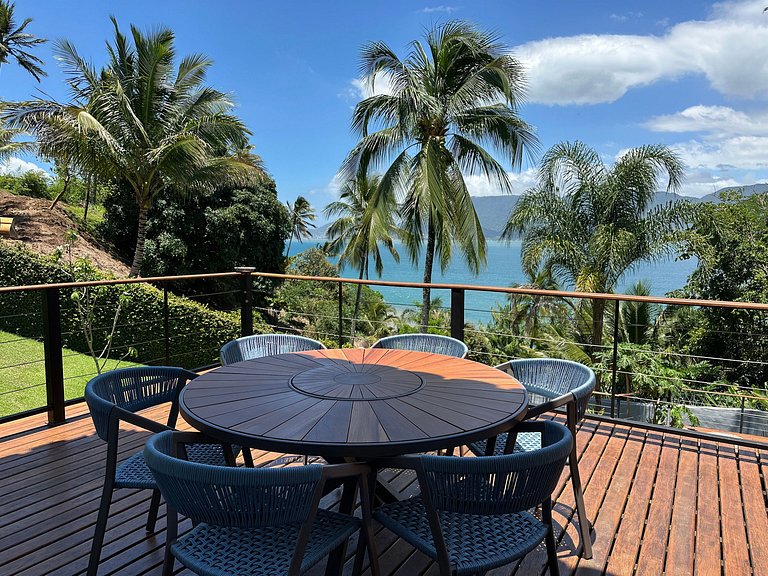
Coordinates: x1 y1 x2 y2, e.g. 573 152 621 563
171 509 361 576
468 431 541 457
374 496 547 575
115 444 232 489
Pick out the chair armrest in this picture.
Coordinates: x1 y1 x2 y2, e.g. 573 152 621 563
523 392 574 420
113 406 172 434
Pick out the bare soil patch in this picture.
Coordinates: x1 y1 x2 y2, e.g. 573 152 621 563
0 190 130 276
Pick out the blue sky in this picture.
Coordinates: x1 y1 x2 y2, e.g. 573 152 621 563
3 0 768 215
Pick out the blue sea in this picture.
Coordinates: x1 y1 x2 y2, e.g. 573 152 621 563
289 239 698 323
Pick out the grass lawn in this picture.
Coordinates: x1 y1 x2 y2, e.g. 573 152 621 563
62 203 106 235
0 330 140 418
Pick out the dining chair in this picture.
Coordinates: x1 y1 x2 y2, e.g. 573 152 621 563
468 358 596 559
84 366 243 576
372 420 571 575
220 333 326 365
144 430 380 576
371 334 468 358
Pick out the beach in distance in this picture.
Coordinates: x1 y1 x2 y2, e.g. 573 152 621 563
291 239 698 323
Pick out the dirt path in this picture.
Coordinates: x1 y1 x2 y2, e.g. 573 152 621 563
0 190 130 276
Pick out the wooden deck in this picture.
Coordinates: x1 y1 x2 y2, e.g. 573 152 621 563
1 404 766 576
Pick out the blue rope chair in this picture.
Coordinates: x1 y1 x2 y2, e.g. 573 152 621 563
220 334 326 365
145 431 380 576
84 366 246 576
468 358 596 559
371 334 468 359
373 421 572 575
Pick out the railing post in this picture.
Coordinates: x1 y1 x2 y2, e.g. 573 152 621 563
338 282 344 347
610 299 620 419
42 287 65 425
235 267 255 337
163 282 170 364
739 395 746 434
450 288 465 342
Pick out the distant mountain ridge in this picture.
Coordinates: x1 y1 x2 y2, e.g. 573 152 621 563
313 183 768 240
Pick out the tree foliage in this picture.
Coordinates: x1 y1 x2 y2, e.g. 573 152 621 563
675 191 768 388
0 1 46 80
505 140 689 351
7 18 263 276
343 20 537 330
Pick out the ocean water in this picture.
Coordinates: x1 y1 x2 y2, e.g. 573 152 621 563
289 239 698 323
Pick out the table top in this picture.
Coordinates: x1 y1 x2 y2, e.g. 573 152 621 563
179 348 528 458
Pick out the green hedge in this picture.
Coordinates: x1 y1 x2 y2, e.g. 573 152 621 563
0 241 258 369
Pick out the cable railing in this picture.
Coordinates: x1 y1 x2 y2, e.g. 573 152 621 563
0 268 767 450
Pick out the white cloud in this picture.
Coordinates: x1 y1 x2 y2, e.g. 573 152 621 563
645 105 768 136
464 168 538 197
419 5 458 14
0 157 48 176
349 74 396 100
516 0 768 105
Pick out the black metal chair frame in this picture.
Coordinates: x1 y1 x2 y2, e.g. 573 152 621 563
480 362 594 560
154 431 381 576
371 421 570 575
85 367 253 576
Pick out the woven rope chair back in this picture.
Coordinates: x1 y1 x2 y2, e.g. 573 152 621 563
220 334 326 365
501 358 595 421
145 431 324 529
371 334 468 358
419 421 571 515
85 367 189 441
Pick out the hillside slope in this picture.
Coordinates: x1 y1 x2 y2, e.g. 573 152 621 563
0 190 129 276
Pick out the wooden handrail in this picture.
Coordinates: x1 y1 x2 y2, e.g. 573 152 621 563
0 269 767 311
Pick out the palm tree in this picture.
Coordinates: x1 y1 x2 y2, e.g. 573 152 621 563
504 141 688 353
343 21 537 332
285 196 316 255
7 19 261 276
0 1 46 81
324 174 399 337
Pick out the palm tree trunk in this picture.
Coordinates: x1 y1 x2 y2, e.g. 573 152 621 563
129 205 149 277
82 175 91 225
420 216 436 333
351 262 365 340
286 233 294 257
49 173 71 209
591 298 606 357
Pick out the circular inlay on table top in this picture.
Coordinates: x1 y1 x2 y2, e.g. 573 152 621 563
290 362 424 400
180 347 527 458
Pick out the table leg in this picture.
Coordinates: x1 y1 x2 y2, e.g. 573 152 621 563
324 476 358 576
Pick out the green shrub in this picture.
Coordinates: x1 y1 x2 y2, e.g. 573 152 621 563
0 241 262 369
0 171 51 198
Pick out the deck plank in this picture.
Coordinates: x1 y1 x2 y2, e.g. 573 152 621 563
718 444 752 575
0 404 767 576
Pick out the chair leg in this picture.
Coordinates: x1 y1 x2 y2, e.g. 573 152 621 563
542 498 560 576
569 441 593 559
87 479 114 576
161 547 175 576
242 448 255 467
146 489 161 533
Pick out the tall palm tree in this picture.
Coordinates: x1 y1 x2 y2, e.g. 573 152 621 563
285 196 316 255
343 20 537 331
7 19 261 276
324 174 399 337
504 141 688 353
0 1 46 81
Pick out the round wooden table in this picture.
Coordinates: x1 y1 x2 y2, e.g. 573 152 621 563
179 347 528 458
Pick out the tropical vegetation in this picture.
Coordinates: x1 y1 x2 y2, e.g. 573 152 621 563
285 195 316 255
343 20 537 330
0 0 46 80
324 174 399 337
7 18 264 276
504 141 689 354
